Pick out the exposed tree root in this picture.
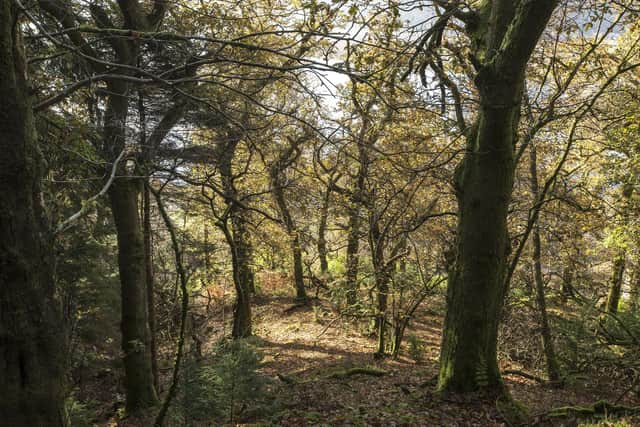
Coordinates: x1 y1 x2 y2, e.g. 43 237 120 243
328 367 387 379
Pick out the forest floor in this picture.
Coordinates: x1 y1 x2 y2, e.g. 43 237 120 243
87 276 640 426
241 293 639 427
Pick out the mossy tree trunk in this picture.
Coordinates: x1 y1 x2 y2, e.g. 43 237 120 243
606 184 633 314
0 2 66 424
438 0 558 394
37 0 172 410
606 253 626 314
104 56 157 412
218 138 254 338
529 143 560 382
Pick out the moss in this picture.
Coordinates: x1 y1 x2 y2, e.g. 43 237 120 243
328 366 387 380
496 395 530 426
549 401 640 419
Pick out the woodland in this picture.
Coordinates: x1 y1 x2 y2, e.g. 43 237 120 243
2 0 640 426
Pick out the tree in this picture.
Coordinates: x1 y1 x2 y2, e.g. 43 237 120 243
434 0 559 394
269 134 310 302
0 1 65 424
36 0 175 411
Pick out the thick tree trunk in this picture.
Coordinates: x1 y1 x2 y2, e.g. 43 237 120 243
105 81 157 411
220 218 252 338
231 213 255 294
0 3 66 424
529 144 560 382
437 0 557 394
438 100 516 393
109 178 158 411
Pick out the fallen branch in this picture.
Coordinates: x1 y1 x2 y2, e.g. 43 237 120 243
283 300 310 314
502 369 546 384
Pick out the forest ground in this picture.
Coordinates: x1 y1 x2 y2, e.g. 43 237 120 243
88 273 640 427
247 295 638 426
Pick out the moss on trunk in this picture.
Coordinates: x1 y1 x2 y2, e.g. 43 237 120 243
0 2 66 423
437 0 558 394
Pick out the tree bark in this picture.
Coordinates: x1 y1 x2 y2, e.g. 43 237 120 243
606 253 626 314
0 3 66 424
270 152 308 301
437 0 558 394
345 204 361 306
104 72 157 413
560 262 575 303
143 185 159 391
318 184 331 276
529 143 560 382
110 177 158 411
218 139 254 337
370 218 389 356
606 184 633 314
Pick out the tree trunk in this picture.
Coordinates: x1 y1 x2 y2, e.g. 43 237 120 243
219 142 254 336
291 232 308 301
560 262 575 303
143 186 159 391
271 163 307 301
231 213 255 294
344 204 361 306
0 3 66 424
105 80 157 411
438 90 518 394
220 220 253 338
370 215 389 356
606 184 633 314
109 178 158 411
437 0 557 394
318 185 331 276
529 143 560 382
606 253 625 314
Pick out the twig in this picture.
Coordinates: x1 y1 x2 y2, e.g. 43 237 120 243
54 148 127 235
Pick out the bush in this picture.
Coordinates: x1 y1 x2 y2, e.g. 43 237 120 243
406 333 425 362
179 338 274 426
